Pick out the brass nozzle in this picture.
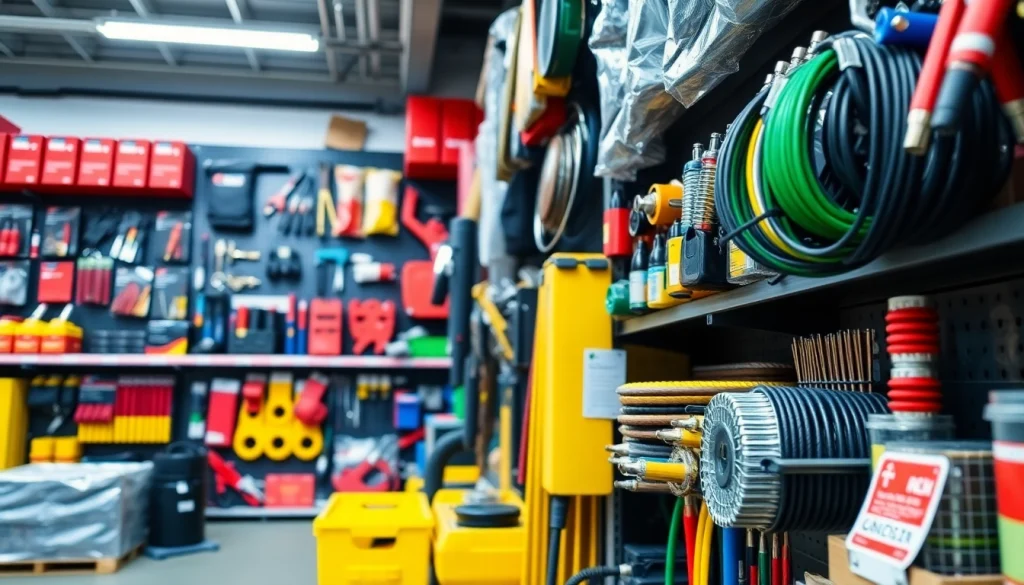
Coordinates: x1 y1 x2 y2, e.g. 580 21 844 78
903 109 932 155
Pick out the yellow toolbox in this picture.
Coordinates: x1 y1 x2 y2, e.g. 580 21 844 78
432 489 524 585
313 492 434 585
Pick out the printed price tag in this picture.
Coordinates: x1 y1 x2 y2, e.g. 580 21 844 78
846 451 949 585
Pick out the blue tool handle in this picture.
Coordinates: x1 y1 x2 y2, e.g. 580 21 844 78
213 308 225 344
874 8 937 48
285 325 296 355
297 329 307 354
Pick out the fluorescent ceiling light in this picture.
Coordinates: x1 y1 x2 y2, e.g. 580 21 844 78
96 20 320 52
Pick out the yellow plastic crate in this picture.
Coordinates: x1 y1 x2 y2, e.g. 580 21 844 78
313 492 434 585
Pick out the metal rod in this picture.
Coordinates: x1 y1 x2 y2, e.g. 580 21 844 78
224 0 261 71
314 0 337 80
760 458 872 475
354 0 368 78
127 0 176 66
29 0 92 62
366 0 381 77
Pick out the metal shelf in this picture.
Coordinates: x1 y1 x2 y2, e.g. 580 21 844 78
206 504 324 519
619 204 1024 337
0 354 451 369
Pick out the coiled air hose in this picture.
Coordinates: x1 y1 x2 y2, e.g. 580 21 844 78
717 34 1014 277
701 386 890 532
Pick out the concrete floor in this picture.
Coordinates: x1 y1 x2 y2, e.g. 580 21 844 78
4 522 317 585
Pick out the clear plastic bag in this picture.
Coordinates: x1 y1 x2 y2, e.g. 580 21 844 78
663 0 806 107
595 0 685 182
477 8 517 267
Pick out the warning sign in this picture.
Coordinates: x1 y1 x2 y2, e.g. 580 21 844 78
845 452 949 585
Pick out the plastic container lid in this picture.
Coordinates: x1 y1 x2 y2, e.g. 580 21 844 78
984 390 1024 422
866 413 955 432
885 440 992 457
314 492 434 533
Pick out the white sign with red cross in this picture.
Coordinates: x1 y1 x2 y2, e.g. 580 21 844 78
845 451 950 585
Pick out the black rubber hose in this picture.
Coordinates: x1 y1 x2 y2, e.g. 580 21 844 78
546 496 571 585
564 566 622 585
424 430 470 504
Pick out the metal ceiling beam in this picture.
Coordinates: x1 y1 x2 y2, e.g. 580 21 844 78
224 0 261 71
126 0 177 67
399 0 441 94
0 41 14 58
30 0 93 62
315 0 338 80
367 0 381 77
354 0 368 78
0 55 402 108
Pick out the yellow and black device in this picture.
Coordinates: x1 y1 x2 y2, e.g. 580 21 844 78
523 254 612 585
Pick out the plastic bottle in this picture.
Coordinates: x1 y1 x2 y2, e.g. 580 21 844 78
628 239 648 313
647 233 670 309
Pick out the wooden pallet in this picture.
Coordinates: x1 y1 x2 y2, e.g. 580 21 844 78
0 544 143 577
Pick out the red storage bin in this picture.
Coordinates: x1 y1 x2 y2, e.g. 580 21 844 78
405 96 443 180
148 141 195 198
440 99 479 168
41 137 81 187
4 135 45 186
113 139 151 190
77 138 116 188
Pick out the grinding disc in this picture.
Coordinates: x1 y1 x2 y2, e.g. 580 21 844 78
693 362 797 381
617 414 691 427
620 406 700 416
617 380 767 397
619 395 715 406
536 0 583 79
618 426 662 441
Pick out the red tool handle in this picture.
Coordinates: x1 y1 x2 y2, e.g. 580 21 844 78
400 186 448 258
906 0 965 152
946 0 1014 71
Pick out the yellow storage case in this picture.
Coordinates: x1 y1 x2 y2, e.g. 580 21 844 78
0 378 28 469
538 254 613 496
432 489 524 585
313 492 433 585
30 436 55 462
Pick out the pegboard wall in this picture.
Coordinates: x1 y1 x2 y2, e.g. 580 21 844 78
2 143 458 510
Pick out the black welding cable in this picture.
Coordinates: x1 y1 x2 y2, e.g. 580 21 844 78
564 566 625 585
756 386 889 532
424 430 470 504
547 495 571 585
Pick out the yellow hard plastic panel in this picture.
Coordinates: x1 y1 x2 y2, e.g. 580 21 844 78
539 254 613 496
433 489 523 585
0 379 27 469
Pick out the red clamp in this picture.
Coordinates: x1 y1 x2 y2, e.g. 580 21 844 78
348 299 396 355
401 186 449 259
241 374 266 415
294 373 329 426
208 449 264 507
332 430 424 492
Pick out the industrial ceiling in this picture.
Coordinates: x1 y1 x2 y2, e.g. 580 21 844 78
0 0 509 107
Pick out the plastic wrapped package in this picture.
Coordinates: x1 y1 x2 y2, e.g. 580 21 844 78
0 462 152 562
596 0 685 182
588 0 629 145
663 0 806 107
362 168 401 236
333 164 365 238
477 8 517 267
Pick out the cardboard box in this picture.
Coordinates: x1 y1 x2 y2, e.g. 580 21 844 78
5 135 45 186
324 115 367 151
41 137 80 187
827 535 1002 585
148 141 195 198
113 139 150 189
77 138 115 188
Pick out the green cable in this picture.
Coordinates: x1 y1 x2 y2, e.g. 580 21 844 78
666 497 683 585
759 533 770 585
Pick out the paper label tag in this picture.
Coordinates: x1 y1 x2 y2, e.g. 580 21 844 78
846 452 950 585
582 349 626 420
177 499 195 513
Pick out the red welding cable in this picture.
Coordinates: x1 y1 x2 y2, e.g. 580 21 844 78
933 0 1016 132
991 29 1024 142
782 534 791 585
771 534 781 585
906 0 965 154
684 498 698 585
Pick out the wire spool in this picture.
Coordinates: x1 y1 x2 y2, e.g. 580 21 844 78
701 386 889 531
715 34 1014 277
667 447 700 497
534 103 586 252
886 441 1001 576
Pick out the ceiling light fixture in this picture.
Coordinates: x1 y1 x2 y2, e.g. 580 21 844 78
96 20 320 52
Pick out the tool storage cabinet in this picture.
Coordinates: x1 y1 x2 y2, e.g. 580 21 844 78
313 491 433 585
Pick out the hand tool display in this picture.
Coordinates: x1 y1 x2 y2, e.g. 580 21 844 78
332 164 365 237
40 206 80 258
348 299 396 355
145 319 190 354
314 248 349 295
76 375 173 443
315 162 338 237
362 168 401 236
0 205 32 258
153 210 191 263
111 265 153 318
262 170 304 218
37 261 75 304
208 449 264 507
203 159 289 231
